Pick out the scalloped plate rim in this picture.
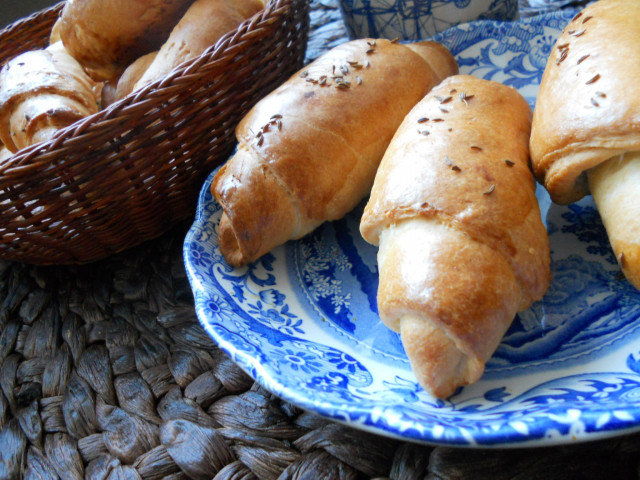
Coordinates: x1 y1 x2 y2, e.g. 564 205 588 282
185 167 640 448
184 11 640 448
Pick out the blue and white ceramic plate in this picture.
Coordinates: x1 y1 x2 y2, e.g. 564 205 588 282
184 11 640 447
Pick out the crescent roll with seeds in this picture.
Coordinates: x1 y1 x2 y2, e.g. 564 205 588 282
360 76 550 398
212 38 458 267
531 0 640 289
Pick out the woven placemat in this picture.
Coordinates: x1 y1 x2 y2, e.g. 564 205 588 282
1 222 640 480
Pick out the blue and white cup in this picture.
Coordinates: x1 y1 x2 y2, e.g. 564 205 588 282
339 0 519 40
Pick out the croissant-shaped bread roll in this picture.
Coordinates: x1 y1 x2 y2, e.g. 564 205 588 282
57 0 193 81
360 76 551 398
530 0 640 288
102 52 159 106
212 39 458 267
0 42 100 153
132 0 264 92
50 19 61 44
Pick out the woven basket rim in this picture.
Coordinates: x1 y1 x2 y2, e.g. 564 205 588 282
0 0 309 265
0 0 297 175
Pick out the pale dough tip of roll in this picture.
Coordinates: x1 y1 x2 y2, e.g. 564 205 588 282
400 315 484 399
217 213 247 268
588 150 640 290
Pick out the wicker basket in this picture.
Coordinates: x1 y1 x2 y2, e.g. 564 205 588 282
0 0 309 265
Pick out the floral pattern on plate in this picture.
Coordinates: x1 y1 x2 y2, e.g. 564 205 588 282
184 11 640 446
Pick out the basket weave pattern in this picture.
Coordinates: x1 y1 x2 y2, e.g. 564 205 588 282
0 0 310 265
0 227 639 479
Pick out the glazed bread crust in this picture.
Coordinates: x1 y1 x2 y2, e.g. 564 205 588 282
133 0 264 92
102 52 159 106
531 0 640 289
361 76 550 398
212 39 458 267
530 0 640 204
58 0 193 81
0 42 100 152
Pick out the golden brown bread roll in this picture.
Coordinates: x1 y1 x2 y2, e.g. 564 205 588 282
57 0 193 81
530 0 640 288
132 0 264 92
50 18 61 44
212 39 458 267
102 52 159 106
100 81 118 109
360 76 551 398
0 42 100 153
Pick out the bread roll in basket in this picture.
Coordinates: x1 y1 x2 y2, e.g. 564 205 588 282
0 0 309 264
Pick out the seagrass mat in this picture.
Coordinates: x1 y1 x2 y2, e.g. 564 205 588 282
2 222 640 480
2 0 640 479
